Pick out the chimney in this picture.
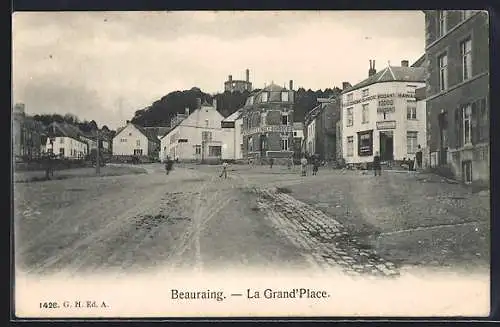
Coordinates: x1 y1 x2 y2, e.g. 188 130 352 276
228 75 232 82
185 107 190 116
213 98 217 109
196 98 202 109
342 82 352 90
246 69 249 82
401 60 409 67
368 60 377 77
289 80 294 90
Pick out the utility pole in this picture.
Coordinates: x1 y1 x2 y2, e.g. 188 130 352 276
96 131 100 176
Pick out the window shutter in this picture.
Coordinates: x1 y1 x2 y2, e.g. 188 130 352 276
471 101 478 145
454 107 461 148
479 98 487 141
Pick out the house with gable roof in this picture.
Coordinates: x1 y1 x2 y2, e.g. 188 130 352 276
220 108 244 161
112 121 160 159
340 59 426 166
45 122 88 159
159 98 227 162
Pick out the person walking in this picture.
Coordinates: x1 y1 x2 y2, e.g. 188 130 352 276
300 156 308 176
220 161 228 179
165 155 173 175
312 157 319 176
415 145 423 170
373 151 381 176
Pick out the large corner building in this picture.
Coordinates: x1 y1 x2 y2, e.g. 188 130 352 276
241 81 295 162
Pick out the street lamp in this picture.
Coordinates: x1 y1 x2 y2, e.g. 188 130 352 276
96 131 101 176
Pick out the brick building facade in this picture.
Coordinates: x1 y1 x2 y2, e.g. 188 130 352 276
241 82 295 163
424 10 489 183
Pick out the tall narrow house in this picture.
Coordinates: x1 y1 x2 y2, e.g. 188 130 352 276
424 10 489 183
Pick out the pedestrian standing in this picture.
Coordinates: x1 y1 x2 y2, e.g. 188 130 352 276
373 151 381 176
300 156 308 176
416 145 423 170
269 157 274 169
220 161 228 179
312 158 319 176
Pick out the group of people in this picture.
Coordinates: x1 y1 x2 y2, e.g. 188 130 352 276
372 145 423 177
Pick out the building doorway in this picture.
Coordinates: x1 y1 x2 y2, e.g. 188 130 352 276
379 131 394 161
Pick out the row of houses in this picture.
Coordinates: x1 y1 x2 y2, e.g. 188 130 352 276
300 10 489 184
12 103 114 161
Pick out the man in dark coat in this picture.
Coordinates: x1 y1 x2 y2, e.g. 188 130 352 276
415 145 423 170
373 151 381 176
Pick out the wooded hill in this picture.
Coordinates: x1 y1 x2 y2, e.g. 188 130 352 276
129 86 343 127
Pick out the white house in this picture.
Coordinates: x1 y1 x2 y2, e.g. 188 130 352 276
112 121 160 158
160 99 227 162
220 109 244 161
45 122 88 159
341 60 426 165
306 119 316 155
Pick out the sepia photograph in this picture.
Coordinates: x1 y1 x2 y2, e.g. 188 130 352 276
12 10 490 318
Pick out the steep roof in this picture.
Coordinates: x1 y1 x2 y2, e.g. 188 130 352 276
115 122 160 143
411 54 426 68
342 65 426 93
222 109 244 122
47 122 84 140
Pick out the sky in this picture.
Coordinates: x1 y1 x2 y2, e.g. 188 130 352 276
12 11 425 130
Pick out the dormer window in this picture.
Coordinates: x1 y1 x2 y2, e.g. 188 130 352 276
281 91 289 102
261 92 269 102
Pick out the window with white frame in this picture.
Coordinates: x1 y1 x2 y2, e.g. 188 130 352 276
362 89 369 98
438 53 448 91
261 92 268 102
120 138 127 142
463 104 472 145
60 138 64 144
347 136 354 157
362 104 369 124
461 38 472 81
281 91 289 102
346 93 353 102
195 144 201 155
407 100 417 120
248 136 253 152
136 139 140 146
406 131 418 155
280 138 289 151
346 107 353 126
438 10 447 37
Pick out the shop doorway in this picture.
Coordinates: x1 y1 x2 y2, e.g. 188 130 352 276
379 131 394 161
